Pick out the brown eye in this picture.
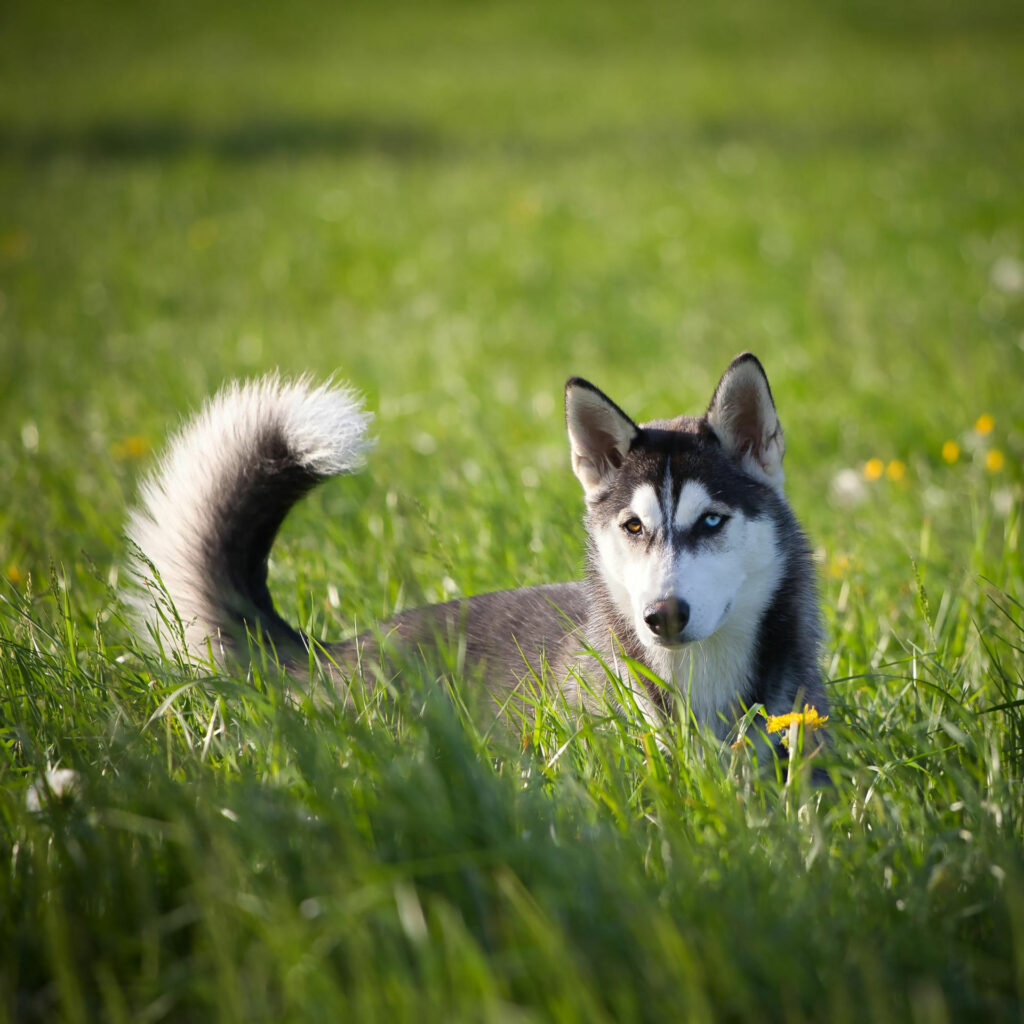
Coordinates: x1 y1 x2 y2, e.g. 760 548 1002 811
622 517 644 536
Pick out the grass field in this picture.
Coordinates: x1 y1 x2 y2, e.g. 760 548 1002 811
2 0 1024 1019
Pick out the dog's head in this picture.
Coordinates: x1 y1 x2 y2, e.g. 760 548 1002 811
564 353 787 650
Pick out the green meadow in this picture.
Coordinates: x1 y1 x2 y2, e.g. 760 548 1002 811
2 0 1023 1018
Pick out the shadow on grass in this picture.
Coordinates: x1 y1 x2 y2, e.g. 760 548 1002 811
0 115 443 162
0 110 1007 166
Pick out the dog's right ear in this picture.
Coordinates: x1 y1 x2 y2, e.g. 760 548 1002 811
565 378 639 495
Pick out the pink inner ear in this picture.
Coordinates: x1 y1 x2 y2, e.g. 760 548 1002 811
706 358 785 487
583 426 626 470
568 387 636 476
732 408 764 457
605 443 625 470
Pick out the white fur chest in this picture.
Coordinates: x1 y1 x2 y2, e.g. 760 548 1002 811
651 623 756 737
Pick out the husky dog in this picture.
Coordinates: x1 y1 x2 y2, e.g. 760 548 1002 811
127 353 826 737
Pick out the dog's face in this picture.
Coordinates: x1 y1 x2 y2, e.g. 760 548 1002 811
587 447 783 649
565 354 787 652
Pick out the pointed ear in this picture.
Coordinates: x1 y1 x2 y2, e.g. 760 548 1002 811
706 353 786 491
565 378 639 495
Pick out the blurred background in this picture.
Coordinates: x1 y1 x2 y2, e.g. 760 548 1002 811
1 0 1022 626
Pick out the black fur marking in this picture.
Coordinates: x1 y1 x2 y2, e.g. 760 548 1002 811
748 507 822 712
204 426 319 644
591 422 770 524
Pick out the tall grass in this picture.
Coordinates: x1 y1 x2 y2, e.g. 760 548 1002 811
3 548 1024 1020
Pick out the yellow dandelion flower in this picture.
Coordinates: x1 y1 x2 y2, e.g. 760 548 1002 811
508 192 542 224
941 440 960 464
985 449 1005 473
863 458 884 481
975 414 994 436
886 459 906 482
765 704 829 735
5 564 22 585
188 218 219 251
1 228 30 260
828 554 851 579
112 435 151 460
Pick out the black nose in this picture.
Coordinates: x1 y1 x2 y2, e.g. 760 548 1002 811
643 598 690 639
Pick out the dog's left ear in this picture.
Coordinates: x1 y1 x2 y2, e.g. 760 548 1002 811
565 378 639 495
706 353 786 492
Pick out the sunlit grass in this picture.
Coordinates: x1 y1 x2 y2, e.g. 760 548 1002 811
2 0 1023 1019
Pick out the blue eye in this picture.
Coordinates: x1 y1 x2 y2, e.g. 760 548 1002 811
702 513 725 530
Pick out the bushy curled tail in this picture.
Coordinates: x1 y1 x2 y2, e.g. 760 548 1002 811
126 375 373 661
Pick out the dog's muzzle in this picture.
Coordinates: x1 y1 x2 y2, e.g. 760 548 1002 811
643 597 690 644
